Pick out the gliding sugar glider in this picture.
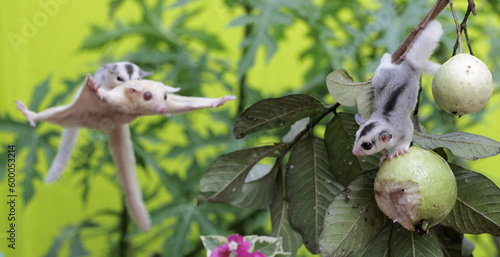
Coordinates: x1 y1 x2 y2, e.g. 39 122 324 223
46 62 153 183
16 74 236 231
351 21 443 164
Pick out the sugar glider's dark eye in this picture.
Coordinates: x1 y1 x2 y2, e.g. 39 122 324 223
143 91 152 101
164 93 167 101
362 142 372 150
117 76 124 82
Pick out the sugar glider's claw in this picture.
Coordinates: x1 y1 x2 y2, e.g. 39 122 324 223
379 155 388 166
388 148 410 161
212 95 237 108
15 100 36 127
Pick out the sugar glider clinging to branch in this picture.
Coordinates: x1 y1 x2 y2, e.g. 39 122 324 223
46 62 153 183
352 21 443 164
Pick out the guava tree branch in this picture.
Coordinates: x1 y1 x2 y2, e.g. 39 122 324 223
391 0 449 63
452 0 477 55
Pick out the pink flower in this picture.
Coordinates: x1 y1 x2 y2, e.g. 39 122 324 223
210 234 266 257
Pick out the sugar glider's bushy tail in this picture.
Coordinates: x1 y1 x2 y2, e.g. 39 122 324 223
405 20 443 75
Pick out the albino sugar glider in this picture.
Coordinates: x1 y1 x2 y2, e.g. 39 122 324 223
352 21 443 164
16 74 236 231
46 62 153 183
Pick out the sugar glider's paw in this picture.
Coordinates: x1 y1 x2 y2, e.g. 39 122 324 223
15 100 36 127
379 155 388 166
378 149 391 166
86 74 103 99
212 95 237 108
388 147 410 161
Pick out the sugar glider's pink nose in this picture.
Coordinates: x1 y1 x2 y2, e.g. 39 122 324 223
352 149 360 156
156 106 166 114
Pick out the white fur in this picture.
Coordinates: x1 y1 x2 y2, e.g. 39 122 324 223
45 62 152 183
16 73 236 231
352 21 443 164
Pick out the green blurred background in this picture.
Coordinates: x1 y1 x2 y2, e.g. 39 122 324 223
1 0 500 256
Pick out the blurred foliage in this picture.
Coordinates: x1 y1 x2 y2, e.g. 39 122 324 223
2 0 500 256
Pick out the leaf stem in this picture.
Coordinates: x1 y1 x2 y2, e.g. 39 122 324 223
238 3 254 114
449 0 463 54
118 197 130 257
391 0 449 63
280 103 340 157
452 0 477 56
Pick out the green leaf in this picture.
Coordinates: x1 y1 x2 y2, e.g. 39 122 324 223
20 133 41 203
326 69 373 119
49 76 86 107
230 163 278 209
29 75 52 111
69 233 89 257
389 223 444 257
441 165 500 236
287 135 343 254
170 0 199 8
233 94 327 139
271 167 303 257
434 225 472 257
413 131 500 161
108 0 124 18
362 223 392 257
44 233 65 257
199 144 286 204
236 0 295 79
200 235 227 252
324 112 381 187
319 170 388 257
228 15 256 27
81 23 154 50
250 236 289 256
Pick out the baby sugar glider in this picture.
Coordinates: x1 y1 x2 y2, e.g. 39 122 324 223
352 21 443 164
45 62 153 183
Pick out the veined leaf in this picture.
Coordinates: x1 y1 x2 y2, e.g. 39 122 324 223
200 235 227 253
319 170 387 257
434 225 473 257
442 165 500 236
324 112 381 187
230 163 278 209
234 94 327 139
271 167 302 256
389 223 444 257
199 144 286 204
413 131 500 161
362 223 392 257
287 135 343 254
29 75 52 111
326 69 373 120
236 0 295 79
81 23 154 50
228 15 256 27
250 236 290 256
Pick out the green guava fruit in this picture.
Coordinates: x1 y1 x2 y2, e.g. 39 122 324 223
374 147 457 235
432 53 493 117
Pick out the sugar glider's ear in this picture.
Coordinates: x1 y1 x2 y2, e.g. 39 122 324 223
125 84 141 93
379 131 392 142
163 84 181 93
104 63 116 74
139 69 153 78
354 114 366 126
